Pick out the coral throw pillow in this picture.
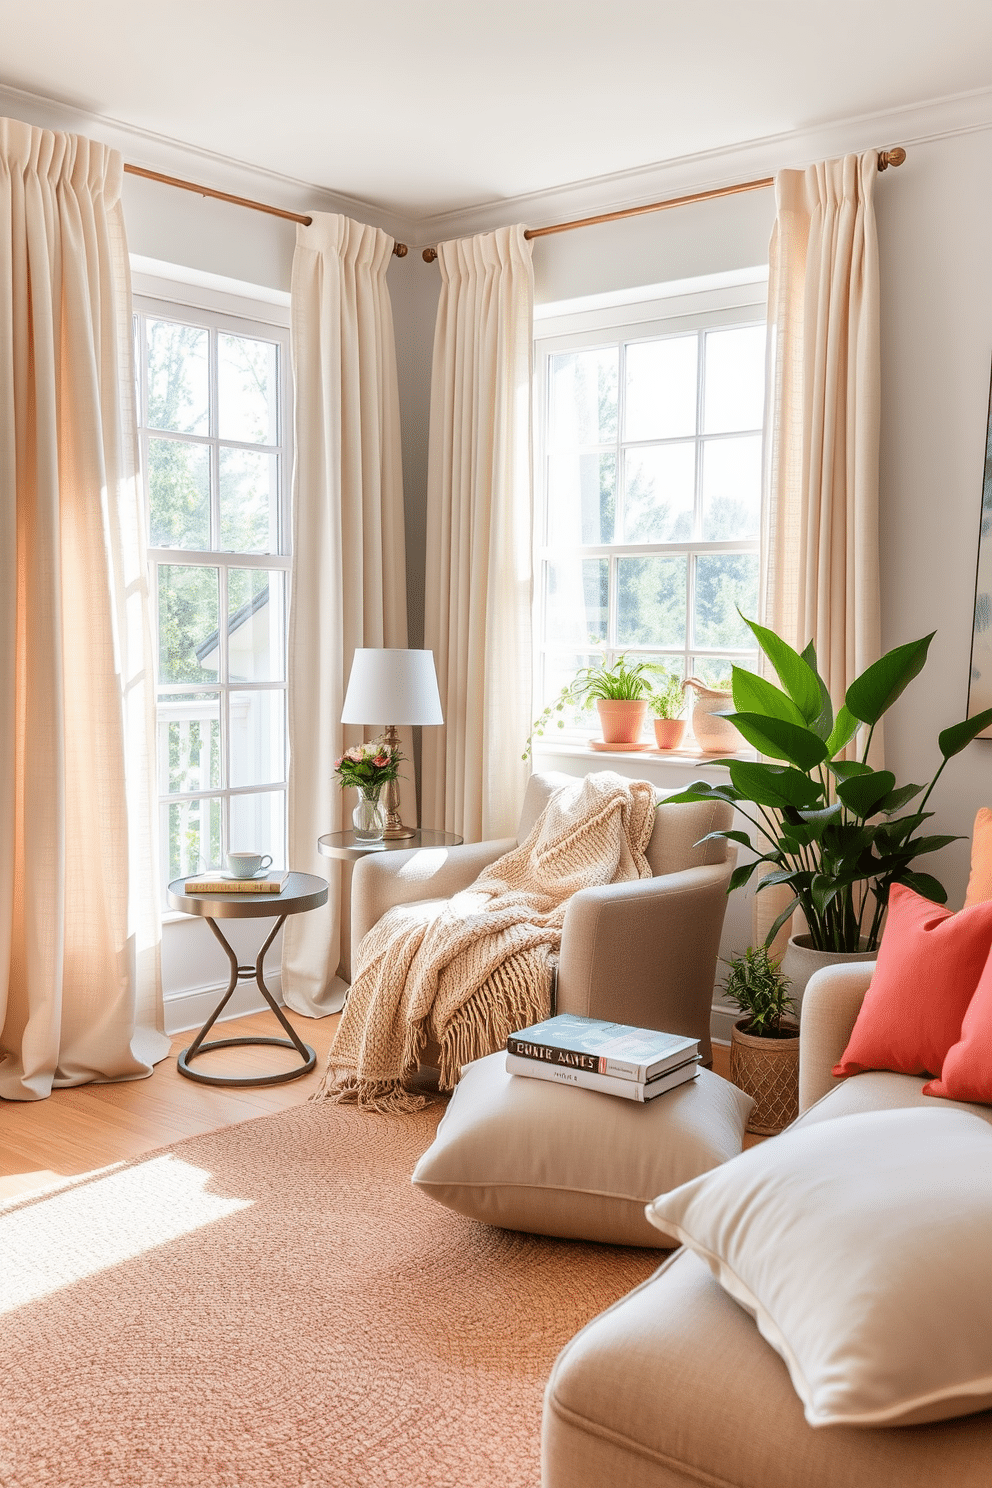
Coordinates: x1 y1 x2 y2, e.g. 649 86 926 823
964 807 992 906
833 884 992 1079
924 949 992 1103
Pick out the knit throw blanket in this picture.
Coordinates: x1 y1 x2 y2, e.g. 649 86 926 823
316 772 657 1112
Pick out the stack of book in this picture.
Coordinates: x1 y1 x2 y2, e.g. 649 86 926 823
506 1013 700 1103
183 871 291 894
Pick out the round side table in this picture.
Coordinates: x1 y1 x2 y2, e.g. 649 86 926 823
167 871 328 1088
317 827 463 863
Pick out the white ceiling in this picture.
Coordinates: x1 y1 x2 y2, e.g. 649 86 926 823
4 1 992 219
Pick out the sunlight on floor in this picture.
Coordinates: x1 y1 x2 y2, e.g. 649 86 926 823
0 1155 252 1315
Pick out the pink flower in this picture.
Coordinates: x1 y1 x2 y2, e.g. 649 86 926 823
372 753 389 767
333 756 343 770
346 745 364 761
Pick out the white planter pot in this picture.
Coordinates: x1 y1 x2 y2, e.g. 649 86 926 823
781 934 876 1016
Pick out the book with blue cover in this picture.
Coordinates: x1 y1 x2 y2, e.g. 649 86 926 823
506 1013 699 1085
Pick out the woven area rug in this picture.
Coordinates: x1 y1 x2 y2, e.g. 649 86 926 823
0 1101 657 1488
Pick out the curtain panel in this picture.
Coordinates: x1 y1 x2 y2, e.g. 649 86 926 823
0 117 168 1099
422 225 534 843
282 213 409 1017
761 149 881 711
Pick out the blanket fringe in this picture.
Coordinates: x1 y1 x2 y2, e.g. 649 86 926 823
438 953 554 1091
311 1070 430 1114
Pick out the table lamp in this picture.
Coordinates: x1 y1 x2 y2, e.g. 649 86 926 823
340 648 444 838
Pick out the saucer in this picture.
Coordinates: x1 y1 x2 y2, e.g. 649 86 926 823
219 868 269 880
588 738 650 752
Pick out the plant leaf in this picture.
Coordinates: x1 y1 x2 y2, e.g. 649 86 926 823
844 634 935 725
763 895 800 948
728 713 830 770
662 782 742 806
730 667 806 727
802 640 834 740
898 871 948 904
694 829 755 850
938 708 992 758
728 760 823 810
834 770 897 819
880 783 924 815
740 616 823 723
902 833 960 857
825 705 860 758
729 862 760 893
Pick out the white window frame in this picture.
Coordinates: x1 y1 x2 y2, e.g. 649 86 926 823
132 280 293 901
532 271 768 747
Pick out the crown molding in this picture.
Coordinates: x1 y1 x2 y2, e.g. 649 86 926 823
0 80 411 241
410 85 992 247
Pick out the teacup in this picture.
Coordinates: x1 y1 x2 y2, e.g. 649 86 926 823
227 851 273 879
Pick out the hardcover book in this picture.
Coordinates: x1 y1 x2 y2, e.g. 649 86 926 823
505 1052 700 1102
183 872 291 894
506 1013 699 1084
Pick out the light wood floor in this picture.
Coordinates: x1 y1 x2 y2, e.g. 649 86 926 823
0 1007 341 1199
0 1022 745 1198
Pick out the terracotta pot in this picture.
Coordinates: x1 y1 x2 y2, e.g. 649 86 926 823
729 1017 800 1135
653 717 687 750
682 678 740 754
781 934 876 1016
596 698 649 745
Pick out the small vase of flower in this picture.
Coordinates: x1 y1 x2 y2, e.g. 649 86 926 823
333 740 403 843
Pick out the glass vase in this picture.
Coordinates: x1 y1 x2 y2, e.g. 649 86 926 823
352 788 386 843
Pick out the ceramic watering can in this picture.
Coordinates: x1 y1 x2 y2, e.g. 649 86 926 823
682 677 740 755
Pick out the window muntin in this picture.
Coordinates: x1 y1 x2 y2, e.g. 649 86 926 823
135 297 291 893
535 298 766 738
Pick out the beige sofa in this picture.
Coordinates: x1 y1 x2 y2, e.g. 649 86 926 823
351 771 734 1065
542 962 992 1487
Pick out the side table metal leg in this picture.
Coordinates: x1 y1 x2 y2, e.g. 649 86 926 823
177 914 317 1087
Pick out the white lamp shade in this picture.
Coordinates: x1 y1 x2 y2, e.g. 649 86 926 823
341 648 444 726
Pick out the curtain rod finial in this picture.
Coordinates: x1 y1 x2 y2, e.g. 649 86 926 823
423 247 438 263
393 242 409 258
878 146 907 171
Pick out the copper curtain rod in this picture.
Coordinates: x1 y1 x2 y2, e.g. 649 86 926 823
122 163 410 257
419 146 907 264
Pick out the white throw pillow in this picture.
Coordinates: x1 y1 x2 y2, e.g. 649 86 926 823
645 1107 992 1427
411 1052 752 1248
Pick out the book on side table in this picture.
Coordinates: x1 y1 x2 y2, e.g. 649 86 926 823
183 872 291 894
506 1013 700 1103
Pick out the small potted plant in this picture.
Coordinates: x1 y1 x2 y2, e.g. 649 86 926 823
333 739 404 842
524 653 667 757
647 671 687 750
723 946 799 1135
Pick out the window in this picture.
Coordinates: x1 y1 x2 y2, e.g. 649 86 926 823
533 280 766 739
134 294 291 893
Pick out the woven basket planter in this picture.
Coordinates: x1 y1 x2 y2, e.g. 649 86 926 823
729 1017 800 1136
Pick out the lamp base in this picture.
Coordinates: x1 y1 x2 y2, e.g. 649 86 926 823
382 824 417 840
380 723 416 839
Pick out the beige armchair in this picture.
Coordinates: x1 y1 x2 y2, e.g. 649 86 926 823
350 771 734 1065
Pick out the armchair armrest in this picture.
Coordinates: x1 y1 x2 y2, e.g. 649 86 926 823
351 838 516 948
556 861 734 1065
798 962 876 1114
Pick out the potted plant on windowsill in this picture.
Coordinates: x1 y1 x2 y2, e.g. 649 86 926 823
666 615 992 973
647 671 687 751
723 946 798 1135
524 654 667 758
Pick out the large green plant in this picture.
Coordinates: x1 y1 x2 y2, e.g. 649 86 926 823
667 618 992 953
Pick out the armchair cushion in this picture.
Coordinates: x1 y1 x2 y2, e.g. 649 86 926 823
411 1052 752 1247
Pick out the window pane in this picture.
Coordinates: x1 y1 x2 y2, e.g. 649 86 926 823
547 451 615 545
146 320 209 435
703 325 766 434
623 443 695 542
219 448 279 553
158 564 220 683
550 348 618 447
230 790 285 868
538 651 602 731
148 437 210 549
544 559 608 646
218 334 278 445
229 692 286 788
701 436 762 541
693 553 759 648
165 796 222 883
624 336 697 442
617 556 687 646
158 693 221 794
227 570 285 682
691 655 757 689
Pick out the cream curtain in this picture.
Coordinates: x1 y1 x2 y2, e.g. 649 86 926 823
422 225 534 843
761 149 881 706
281 213 408 1017
0 118 168 1099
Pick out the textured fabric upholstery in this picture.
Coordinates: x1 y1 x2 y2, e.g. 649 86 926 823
543 1249 992 1488
798 962 875 1111
349 772 734 1064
